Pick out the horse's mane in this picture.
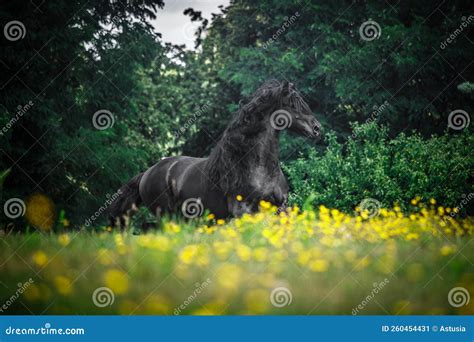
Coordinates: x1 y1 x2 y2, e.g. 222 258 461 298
205 79 310 194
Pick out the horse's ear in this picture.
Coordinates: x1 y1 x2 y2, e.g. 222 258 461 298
281 80 293 96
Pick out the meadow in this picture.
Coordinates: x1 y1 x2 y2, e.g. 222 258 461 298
1 199 473 315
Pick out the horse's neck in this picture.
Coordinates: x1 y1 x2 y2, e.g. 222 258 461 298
205 123 281 194
248 127 280 172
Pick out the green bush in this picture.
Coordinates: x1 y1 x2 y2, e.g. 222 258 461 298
284 123 473 214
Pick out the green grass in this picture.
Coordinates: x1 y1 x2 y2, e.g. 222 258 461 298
0 205 473 315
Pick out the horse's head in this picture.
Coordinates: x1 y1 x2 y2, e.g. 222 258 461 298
237 80 322 141
271 80 323 141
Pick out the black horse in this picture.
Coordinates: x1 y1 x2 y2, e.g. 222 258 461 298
108 80 322 228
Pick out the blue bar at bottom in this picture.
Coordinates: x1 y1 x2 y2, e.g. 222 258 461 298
0 316 472 341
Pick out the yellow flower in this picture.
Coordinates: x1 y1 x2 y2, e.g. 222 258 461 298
97 248 113 265
54 276 73 295
25 193 55 231
297 250 311 265
430 198 436 205
23 284 41 301
236 195 243 202
236 244 252 262
191 307 219 315
104 269 129 295
32 250 48 267
179 245 199 264
164 222 181 233
144 294 171 314
244 289 269 313
309 259 328 272
207 213 215 220
405 233 419 241
217 219 225 225
58 234 70 246
154 236 171 251
216 263 242 290
440 245 457 256
253 247 268 262
213 241 233 260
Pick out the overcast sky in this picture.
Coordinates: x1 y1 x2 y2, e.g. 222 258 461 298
150 0 230 49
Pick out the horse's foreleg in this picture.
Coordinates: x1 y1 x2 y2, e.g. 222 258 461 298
276 194 288 215
227 197 255 217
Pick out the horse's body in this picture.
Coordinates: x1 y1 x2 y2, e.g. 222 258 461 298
108 80 322 227
140 156 229 217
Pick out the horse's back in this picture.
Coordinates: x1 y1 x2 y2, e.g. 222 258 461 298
139 156 208 213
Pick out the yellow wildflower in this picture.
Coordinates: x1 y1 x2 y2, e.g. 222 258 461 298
32 250 48 267
179 245 199 264
104 269 129 295
440 245 457 256
309 259 328 272
236 244 252 262
244 289 269 313
216 263 242 291
54 275 73 295
58 234 70 246
97 248 113 266
164 222 181 234
25 193 55 231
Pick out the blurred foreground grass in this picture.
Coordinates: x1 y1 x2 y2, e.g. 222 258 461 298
1 201 473 315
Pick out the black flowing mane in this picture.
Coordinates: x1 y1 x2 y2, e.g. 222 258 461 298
205 79 311 195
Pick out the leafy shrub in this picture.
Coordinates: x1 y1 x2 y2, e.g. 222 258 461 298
284 123 473 214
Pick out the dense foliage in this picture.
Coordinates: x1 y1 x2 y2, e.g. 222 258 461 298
0 0 472 227
285 123 473 213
